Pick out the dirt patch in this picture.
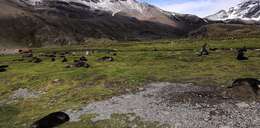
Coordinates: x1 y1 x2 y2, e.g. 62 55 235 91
10 88 41 100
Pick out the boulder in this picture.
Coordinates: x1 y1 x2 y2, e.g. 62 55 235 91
31 112 70 128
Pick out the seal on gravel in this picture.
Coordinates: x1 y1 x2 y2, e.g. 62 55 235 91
31 112 70 128
226 78 260 100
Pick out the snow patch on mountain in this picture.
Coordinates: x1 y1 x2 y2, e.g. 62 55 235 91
206 0 260 21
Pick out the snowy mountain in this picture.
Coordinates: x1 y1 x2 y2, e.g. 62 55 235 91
206 0 260 21
17 0 178 26
0 0 207 47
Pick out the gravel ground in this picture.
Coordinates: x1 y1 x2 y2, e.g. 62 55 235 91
66 82 260 128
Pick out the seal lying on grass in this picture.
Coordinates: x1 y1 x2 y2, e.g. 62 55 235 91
0 65 8 72
31 112 70 128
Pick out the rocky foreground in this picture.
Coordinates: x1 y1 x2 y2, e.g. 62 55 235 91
66 82 260 128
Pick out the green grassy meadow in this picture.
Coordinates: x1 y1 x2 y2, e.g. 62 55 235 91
1 38 260 128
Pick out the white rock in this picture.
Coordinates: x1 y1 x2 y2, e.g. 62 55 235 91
236 102 250 108
220 126 230 128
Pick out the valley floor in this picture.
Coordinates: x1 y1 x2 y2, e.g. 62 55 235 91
0 38 260 128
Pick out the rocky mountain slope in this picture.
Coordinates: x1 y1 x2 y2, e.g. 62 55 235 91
206 0 260 21
0 0 206 47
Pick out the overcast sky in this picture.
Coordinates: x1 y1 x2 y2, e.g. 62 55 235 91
141 0 242 17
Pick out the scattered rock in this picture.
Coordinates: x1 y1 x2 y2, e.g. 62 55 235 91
220 126 230 128
97 56 114 62
31 112 70 128
72 52 76 56
52 79 63 84
236 102 250 108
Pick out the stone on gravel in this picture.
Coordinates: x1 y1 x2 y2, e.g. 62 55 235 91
220 126 230 128
52 79 63 84
236 102 250 108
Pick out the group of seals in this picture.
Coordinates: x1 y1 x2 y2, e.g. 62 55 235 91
198 44 249 61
